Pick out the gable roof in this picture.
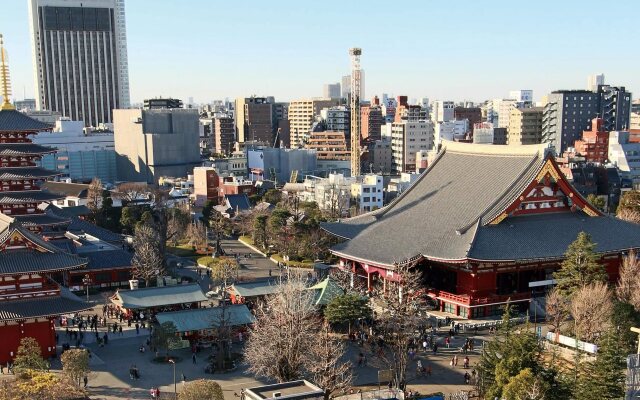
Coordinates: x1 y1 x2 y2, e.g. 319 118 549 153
0 109 52 132
324 140 622 266
40 181 90 198
156 304 255 332
111 283 207 309
0 143 56 156
0 218 87 274
83 249 133 270
230 280 280 298
226 194 251 211
307 277 345 305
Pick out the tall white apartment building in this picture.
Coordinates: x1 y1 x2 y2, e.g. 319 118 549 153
487 99 518 129
434 120 468 148
431 100 454 123
391 120 434 173
351 174 383 213
28 0 130 127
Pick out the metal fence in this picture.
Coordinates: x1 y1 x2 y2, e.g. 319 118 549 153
627 354 640 400
334 388 404 400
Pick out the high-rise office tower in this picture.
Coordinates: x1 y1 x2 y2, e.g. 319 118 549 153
587 73 605 92
28 0 130 127
323 83 341 99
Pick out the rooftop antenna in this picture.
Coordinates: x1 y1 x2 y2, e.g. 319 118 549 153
0 34 15 110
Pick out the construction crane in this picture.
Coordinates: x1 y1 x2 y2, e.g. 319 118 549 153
0 34 16 111
349 48 362 177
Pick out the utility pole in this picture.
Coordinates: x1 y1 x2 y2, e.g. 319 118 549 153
349 48 362 177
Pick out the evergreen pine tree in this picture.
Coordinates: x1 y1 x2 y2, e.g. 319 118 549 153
553 232 606 297
575 328 626 400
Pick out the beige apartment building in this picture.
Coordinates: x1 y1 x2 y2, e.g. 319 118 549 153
305 131 350 160
507 107 543 145
288 98 340 147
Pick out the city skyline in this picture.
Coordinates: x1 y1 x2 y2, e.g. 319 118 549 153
1 0 639 104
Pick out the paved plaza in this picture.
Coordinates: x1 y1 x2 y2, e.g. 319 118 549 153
1 239 485 399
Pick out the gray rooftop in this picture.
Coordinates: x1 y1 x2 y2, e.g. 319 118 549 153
112 284 207 309
156 304 255 332
325 141 549 265
230 280 280 298
0 295 90 321
324 140 640 265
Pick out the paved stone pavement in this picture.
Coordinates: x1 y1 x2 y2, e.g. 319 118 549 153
0 239 488 399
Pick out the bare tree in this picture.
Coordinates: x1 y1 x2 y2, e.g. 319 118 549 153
374 261 423 390
209 209 231 256
244 275 351 396
618 208 640 224
132 224 164 286
616 250 640 310
113 182 148 204
245 276 317 382
86 178 102 222
186 222 207 250
166 204 190 246
545 287 569 334
570 282 613 342
308 322 353 400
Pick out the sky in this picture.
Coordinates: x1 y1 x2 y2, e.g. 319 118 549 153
1 0 639 104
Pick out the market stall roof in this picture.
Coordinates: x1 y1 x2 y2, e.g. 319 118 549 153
111 283 207 310
230 280 279 298
307 277 345 305
156 304 255 332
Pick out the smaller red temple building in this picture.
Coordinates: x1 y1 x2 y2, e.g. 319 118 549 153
0 213 90 363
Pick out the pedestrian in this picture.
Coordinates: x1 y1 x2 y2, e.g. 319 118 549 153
454 355 458 367
0 362 4 374
83 375 88 388
192 353 197 364
119 325 123 335
422 340 427 352
103 332 108 345
427 365 432 377
450 356 454 367
464 356 469 369
417 360 423 376
135 323 139 334
269 269 272 277
445 337 450 348
464 372 470 384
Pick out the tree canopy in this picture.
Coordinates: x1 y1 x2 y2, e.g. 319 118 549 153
553 232 606 297
324 294 371 330
178 379 224 400
13 337 47 376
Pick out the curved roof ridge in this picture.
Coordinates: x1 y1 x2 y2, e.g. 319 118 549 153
442 139 549 157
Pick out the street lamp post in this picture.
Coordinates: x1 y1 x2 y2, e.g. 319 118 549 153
168 358 177 399
82 274 92 302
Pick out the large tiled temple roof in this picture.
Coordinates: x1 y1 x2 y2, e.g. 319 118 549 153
0 290 90 321
324 140 640 266
0 109 52 132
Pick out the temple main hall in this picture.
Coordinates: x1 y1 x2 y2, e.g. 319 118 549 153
323 141 640 318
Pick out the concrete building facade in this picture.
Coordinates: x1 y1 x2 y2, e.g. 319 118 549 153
323 83 341 99
391 120 434 173
288 98 340 147
28 0 130 126
321 106 350 140
305 131 350 161
609 130 640 183
507 107 543 145
34 118 117 182
235 97 273 144
361 104 384 142
214 117 235 155
367 139 392 174
114 108 201 183
431 100 454 123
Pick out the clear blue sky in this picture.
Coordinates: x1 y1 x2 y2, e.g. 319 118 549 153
1 0 638 104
